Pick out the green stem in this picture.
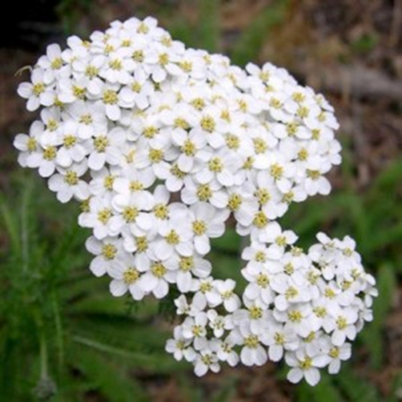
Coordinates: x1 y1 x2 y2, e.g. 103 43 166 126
35 311 48 380
52 292 64 376
21 180 32 274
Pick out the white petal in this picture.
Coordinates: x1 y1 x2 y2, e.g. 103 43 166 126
287 368 303 384
305 368 320 386
110 280 127 296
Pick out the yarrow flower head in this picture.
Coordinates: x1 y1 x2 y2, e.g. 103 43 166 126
14 16 378 386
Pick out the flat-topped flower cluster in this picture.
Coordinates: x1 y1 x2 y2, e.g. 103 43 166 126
14 16 377 385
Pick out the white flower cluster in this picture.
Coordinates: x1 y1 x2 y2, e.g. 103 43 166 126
14 16 377 385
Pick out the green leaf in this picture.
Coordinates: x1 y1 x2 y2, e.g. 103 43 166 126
71 335 186 373
231 0 289 66
198 0 220 52
296 373 342 402
72 347 149 402
212 376 237 402
210 227 241 254
336 367 380 401
361 264 396 368
0 197 20 256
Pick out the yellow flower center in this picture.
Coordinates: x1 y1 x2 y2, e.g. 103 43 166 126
192 325 203 337
174 118 189 129
109 59 122 70
299 357 312 370
196 184 212 201
33 83 45 96
244 335 259 348
329 347 340 359
80 114 93 125
135 236 148 252
336 317 347 330
159 53 169 66
200 281 212 293
282 191 294 204
255 251 266 262
181 140 196 156
104 175 115 191
123 267 140 284
228 193 242 211
191 98 205 110
324 288 336 299
64 171 79 185
137 22 149 34
208 157 223 173
288 310 302 322
43 146 56 160
47 119 59 132
192 220 207 236
131 82 142 92
298 148 308 161
63 135 77 149
132 50 144 62
51 58 63 69
148 148 163 163
27 138 37 152
253 138 268 154
243 156 254 170
153 204 168 219
85 65 99 78
313 306 327 318
102 244 117 260
255 188 270 205
179 61 192 72
270 163 283 180
171 164 186 179
292 92 305 103
200 116 216 132
73 86 85 99
276 236 287 247
179 256 194 272
166 230 180 245
225 134 239 149
253 211 268 228
94 135 109 152
249 306 263 320
274 332 285 345
103 90 118 105
297 106 309 118
257 273 269 288
151 262 166 278
98 208 112 224
143 126 157 138
129 181 144 191
122 206 138 222
307 169 320 180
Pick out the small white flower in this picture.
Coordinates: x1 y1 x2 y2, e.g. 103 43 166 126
139 259 172 299
48 162 89 203
108 254 146 300
18 68 54 111
79 195 114 239
193 347 220 376
13 121 44 168
88 127 126 170
286 348 329 386
231 326 267 367
85 236 124 277
166 326 196 361
189 202 229 255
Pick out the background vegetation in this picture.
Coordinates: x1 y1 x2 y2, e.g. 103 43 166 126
1 0 401 401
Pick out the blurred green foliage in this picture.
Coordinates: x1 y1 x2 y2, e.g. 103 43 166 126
1 0 401 401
